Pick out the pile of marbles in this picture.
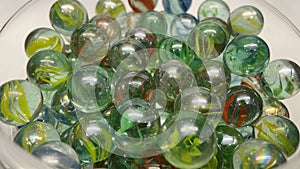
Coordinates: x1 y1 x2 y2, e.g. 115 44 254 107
1 0 300 168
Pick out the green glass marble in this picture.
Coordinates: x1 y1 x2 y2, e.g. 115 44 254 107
112 70 154 106
107 98 161 157
230 5 264 36
188 17 230 60
0 80 43 126
260 59 300 100
90 14 121 44
51 86 77 125
14 121 61 152
223 85 263 127
198 0 230 23
95 0 126 19
232 139 286 169
25 27 64 58
61 113 114 163
49 0 88 39
174 86 222 128
158 36 196 66
101 38 148 72
138 11 168 35
68 64 111 113
26 50 72 91
31 141 81 169
216 124 244 168
162 115 217 169
153 59 197 110
224 35 270 77
71 23 110 63
254 115 300 157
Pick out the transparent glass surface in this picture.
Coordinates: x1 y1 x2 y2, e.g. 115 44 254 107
0 0 300 168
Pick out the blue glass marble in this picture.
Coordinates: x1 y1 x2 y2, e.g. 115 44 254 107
162 0 192 15
170 13 199 40
31 141 80 169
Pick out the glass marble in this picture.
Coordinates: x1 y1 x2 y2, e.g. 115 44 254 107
162 0 192 15
101 38 147 71
116 12 141 37
241 76 290 118
128 0 158 13
188 17 230 60
61 113 114 163
31 141 80 169
26 50 72 91
153 59 197 110
71 23 110 63
232 139 286 169
223 85 263 127
112 70 154 106
108 154 175 169
174 86 222 128
230 5 264 36
90 14 121 44
0 80 43 126
260 59 300 100
104 99 162 157
200 146 224 169
198 0 230 23
34 104 58 127
170 13 199 40
236 125 254 140
51 86 77 125
158 36 196 66
126 26 158 50
261 98 289 119
95 0 126 19
254 115 300 157
49 0 88 39
14 121 61 152
68 64 111 113
224 35 270 77
162 115 217 169
25 27 64 58
190 59 231 103
215 124 244 168
138 11 168 35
